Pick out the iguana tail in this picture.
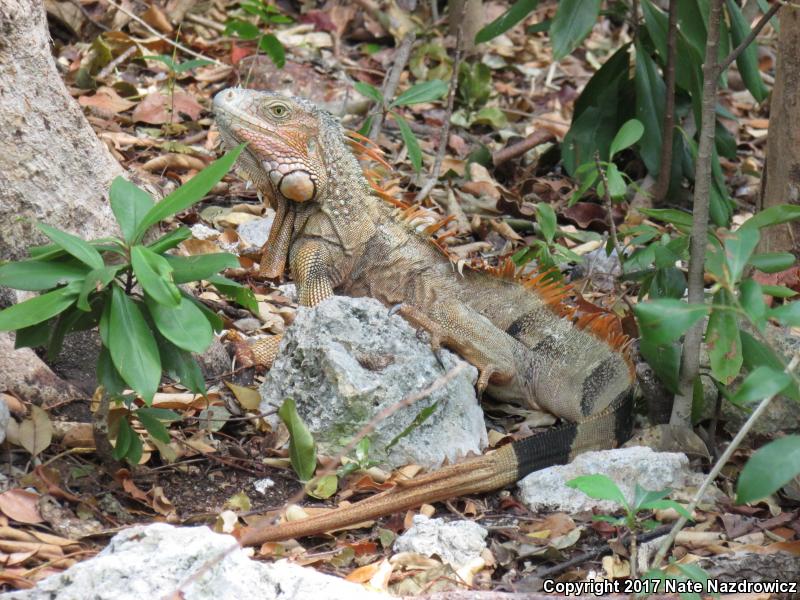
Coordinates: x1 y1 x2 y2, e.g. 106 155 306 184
238 391 633 546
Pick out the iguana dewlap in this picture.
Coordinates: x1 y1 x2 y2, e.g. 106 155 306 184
213 88 635 546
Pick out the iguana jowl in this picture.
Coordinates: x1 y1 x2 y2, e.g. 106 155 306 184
213 88 635 546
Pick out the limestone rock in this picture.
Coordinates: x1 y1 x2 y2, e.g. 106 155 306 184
393 515 487 567
259 296 486 469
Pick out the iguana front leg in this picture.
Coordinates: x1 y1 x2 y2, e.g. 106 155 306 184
291 240 335 307
394 302 516 393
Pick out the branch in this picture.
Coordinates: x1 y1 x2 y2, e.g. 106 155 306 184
492 130 555 167
414 15 465 203
368 32 416 142
652 352 800 568
671 0 724 428
594 152 623 261
104 0 225 67
718 1 783 74
652 0 679 205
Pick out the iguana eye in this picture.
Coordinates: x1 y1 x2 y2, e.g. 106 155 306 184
269 104 289 118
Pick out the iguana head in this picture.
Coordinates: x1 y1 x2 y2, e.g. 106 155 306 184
213 88 331 204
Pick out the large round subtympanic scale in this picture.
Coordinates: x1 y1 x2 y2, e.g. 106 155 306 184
279 170 316 202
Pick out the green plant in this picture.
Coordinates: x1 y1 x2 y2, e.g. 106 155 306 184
567 474 691 578
0 145 250 463
355 79 448 172
224 0 292 68
450 62 508 129
143 52 213 125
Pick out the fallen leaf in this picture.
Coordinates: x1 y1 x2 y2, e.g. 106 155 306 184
0 490 44 524
132 91 204 124
17 406 53 457
225 382 261 411
78 86 135 114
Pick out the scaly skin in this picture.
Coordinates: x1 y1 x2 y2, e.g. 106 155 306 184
213 88 635 545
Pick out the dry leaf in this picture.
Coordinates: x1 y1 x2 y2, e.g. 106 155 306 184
17 406 53 457
602 554 630 579
141 153 206 172
78 86 135 114
0 490 44 524
225 381 261 411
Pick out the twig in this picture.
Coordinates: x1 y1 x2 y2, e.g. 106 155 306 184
97 45 137 80
413 6 465 203
185 12 226 33
652 0 679 206
492 131 555 167
652 352 799 568
594 152 623 260
718 1 783 74
671 0 724 428
104 0 225 67
368 32 416 142
66 0 109 31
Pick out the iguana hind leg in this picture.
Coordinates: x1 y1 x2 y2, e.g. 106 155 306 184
393 301 517 394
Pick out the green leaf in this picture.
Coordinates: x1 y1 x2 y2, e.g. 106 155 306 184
634 299 709 345
134 146 245 242
136 407 172 443
14 319 54 349
391 112 422 172
566 474 628 508
705 291 741 384
224 19 260 40
147 227 192 254
637 208 694 231
730 365 791 405
307 474 338 499
737 435 800 504
472 106 508 128
606 163 627 198
97 346 127 395
113 416 133 460
769 301 800 327
156 335 206 394
166 253 239 284
741 331 799 400
633 42 666 174
278 398 317 481
632 484 670 509
725 0 768 102
723 227 760 284
354 82 384 105
390 80 448 107
77 265 121 312
761 284 798 298
609 119 644 159
131 246 181 307
536 202 557 243
173 58 214 73
641 0 667 57
207 275 258 313
0 260 88 291
145 295 213 353
639 499 693 520
749 252 797 274
739 279 766 330
475 0 539 44
0 286 78 331
187 295 224 332
109 177 154 243
37 223 104 270
639 338 681 393
740 204 800 231
108 286 161 402
259 33 285 68
550 0 602 60
386 401 440 452
677 0 708 57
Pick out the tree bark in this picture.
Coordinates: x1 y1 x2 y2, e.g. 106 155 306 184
758 4 800 257
671 0 724 428
0 0 121 263
449 0 482 53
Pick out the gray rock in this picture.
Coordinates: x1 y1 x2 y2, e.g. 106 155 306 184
0 523 386 600
518 446 699 513
393 515 487 567
233 317 263 332
0 394 9 445
260 296 486 469
197 338 231 380
237 214 274 253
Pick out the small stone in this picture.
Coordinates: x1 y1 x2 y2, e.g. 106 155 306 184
214 211 260 229
237 213 275 253
233 318 263 333
393 515 487 568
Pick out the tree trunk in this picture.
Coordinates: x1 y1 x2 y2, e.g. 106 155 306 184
0 0 123 407
449 0 482 53
758 5 800 257
0 0 121 263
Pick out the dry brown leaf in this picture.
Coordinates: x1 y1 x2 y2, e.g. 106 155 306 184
78 86 135 114
132 91 204 124
180 238 222 255
152 392 207 409
345 560 383 583
224 382 261 411
0 490 43 525
0 392 25 416
141 4 172 33
602 554 630 579
17 406 52 457
141 153 206 172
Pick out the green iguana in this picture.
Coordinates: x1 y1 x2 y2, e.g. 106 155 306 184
213 88 635 547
